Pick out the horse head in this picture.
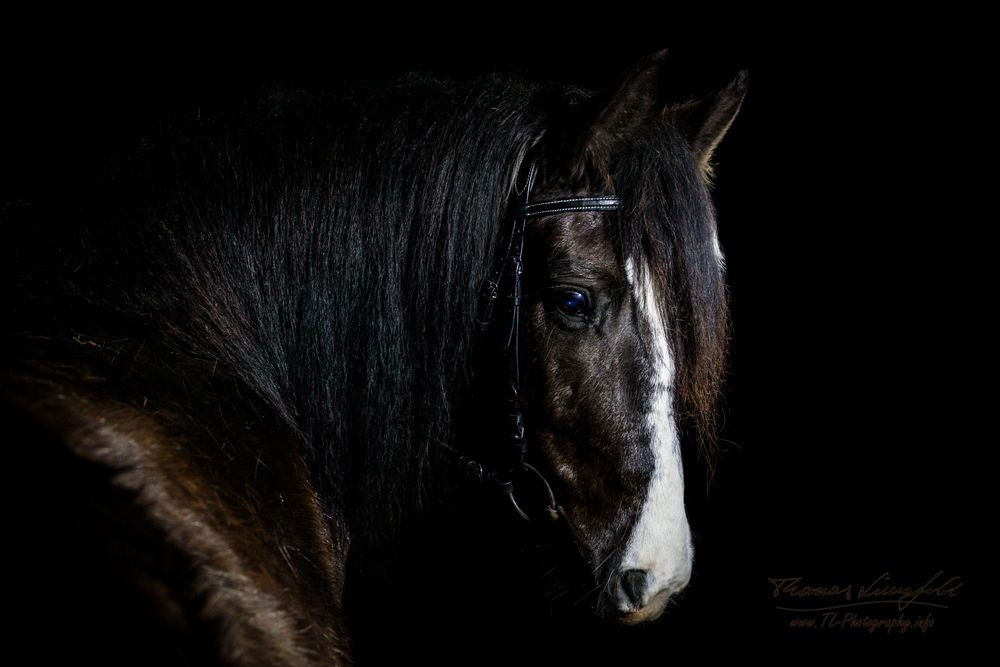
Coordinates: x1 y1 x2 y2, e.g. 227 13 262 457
513 51 746 623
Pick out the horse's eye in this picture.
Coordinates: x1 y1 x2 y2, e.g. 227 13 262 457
554 289 590 318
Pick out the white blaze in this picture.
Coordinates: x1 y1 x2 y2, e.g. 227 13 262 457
621 258 692 609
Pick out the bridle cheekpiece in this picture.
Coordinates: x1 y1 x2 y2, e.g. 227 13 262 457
462 154 621 521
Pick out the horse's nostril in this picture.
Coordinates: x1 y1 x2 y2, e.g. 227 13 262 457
617 569 651 608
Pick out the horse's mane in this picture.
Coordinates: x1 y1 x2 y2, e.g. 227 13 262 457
2 71 727 553
2 74 551 547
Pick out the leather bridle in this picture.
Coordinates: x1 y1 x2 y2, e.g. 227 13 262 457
459 154 621 521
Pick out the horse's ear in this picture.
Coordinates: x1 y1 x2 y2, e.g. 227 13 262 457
584 49 670 159
665 70 748 177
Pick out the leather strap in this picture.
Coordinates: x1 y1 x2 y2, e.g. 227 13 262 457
522 195 621 218
463 154 622 521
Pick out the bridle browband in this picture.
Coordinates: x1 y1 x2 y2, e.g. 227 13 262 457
458 155 621 521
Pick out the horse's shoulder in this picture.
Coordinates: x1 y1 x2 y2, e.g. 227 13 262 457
2 338 351 666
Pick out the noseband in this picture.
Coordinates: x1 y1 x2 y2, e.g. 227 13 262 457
459 154 621 521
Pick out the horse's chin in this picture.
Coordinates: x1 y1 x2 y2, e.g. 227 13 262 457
616 589 672 626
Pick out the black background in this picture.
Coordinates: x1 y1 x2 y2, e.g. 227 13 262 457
3 23 981 660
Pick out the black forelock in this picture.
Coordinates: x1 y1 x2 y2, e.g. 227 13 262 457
605 120 730 458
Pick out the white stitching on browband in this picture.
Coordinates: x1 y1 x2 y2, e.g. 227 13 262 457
526 197 619 207
523 198 621 217
523 204 620 216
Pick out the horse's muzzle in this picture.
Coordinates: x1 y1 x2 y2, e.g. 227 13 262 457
614 567 686 624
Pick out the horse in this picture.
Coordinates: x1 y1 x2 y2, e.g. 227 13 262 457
1 50 744 665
